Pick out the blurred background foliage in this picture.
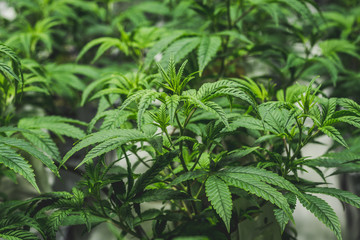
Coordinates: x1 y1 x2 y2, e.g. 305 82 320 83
0 0 360 239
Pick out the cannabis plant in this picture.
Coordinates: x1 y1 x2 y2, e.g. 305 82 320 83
53 59 360 240
1 0 360 239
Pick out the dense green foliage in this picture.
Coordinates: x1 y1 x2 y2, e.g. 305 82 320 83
1 0 360 239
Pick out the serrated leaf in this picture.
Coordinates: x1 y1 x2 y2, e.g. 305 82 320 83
76 37 128 63
205 175 232 232
319 126 348 148
218 173 293 220
306 187 360 208
197 36 221 76
0 136 58 177
19 116 86 139
183 94 229 127
119 89 153 111
274 193 297 232
144 32 184 68
0 144 39 192
22 131 60 161
279 0 315 23
166 95 180 124
161 37 201 67
314 57 338 85
215 88 257 107
62 129 147 164
171 169 207 185
338 98 360 114
197 80 236 100
78 134 146 167
137 91 161 130
45 210 71 239
203 101 229 128
222 166 303 198
0 231 39 240
133 189 189 203
219 147 259 166
228 116 264 131
131 150 179 196
299 194 342 240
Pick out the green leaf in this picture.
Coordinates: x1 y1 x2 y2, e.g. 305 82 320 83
0 231 39 240
0 44 23 85
89 88 128 102
0 136 58 177
18 116 86 139
0 63 21 83
131 150 179 196
299 194 342 240
314 57 338 85
228 116 264 131
219 147 259 166
88 109 132 132
203 101 229 128
205 175 232 232
308 150 360 168
61 213 106 227
0 144 39 192
197 36 221 76
319 126 348 148
166 95 180 124
338 98 360 114
137 91 161 129
171 169 207 185
76 37 128 63
119 89 153 111
81 75 113 106
218 173 293 220
197 80 236 100
62 129 147 165
274 193 297 232
215 88 257 107
222 167 303 197
320 39 360 60
78 134 146 167
144 32 184 68
306 187 360 208
278 0 315 23
259 104 293 134
22 131 60 161
183 94 229 127
45 210 71 239
161 37 201 66
133 189 189 203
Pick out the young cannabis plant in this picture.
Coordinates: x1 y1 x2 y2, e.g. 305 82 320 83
0 44 87 192
54 59 360 240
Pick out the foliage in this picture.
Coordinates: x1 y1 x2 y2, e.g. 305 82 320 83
0 0 360 240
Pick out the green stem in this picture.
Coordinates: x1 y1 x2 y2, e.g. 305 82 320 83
133 151 151 168
190 151 204 172
233 6 255 25
194 181 205 199
175 113 188 172
164 127 175 149
183 107 197 129
122 146 134 197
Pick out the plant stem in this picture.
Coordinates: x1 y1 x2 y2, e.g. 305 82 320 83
175 113 188 172
194 181 205 199
182 200 193 219
190 151 204 171
164 127 175 149
183 107 197 129
233 6 255 25
133 151 151 168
